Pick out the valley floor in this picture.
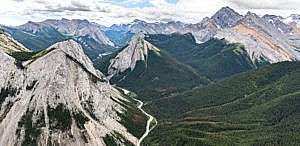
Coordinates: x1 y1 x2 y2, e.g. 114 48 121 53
121 88 158 146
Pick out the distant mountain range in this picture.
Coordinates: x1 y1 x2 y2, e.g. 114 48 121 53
1 6 300 63
1 19 116 59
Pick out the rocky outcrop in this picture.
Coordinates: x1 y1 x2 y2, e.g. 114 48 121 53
0 33 139 146
107 33 160 78
216 11 300 63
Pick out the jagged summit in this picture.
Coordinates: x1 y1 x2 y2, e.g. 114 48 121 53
46 39 105 79
211 6 243 28
107 32 158 77
0 38 143 145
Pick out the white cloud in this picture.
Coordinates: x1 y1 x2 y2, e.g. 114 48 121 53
0 0 300 26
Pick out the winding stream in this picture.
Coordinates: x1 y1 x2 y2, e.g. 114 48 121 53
121 88 157 146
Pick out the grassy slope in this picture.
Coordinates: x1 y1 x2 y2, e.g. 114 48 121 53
146 34 266 80
144 61 300 146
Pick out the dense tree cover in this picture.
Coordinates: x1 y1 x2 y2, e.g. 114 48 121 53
95 44 209 100
112 49 209 100
146 34 268 80
144 61 300 146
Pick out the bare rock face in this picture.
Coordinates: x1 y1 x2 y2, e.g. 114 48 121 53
107 33 160 78
180 17 218 43
18 19 114 47
0 29 29 53
216 11 300 63
211 6 243 29
0 33 139 146
284 14 300 29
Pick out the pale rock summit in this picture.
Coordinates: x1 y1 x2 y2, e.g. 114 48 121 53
0 33 139 146
107 33 159 78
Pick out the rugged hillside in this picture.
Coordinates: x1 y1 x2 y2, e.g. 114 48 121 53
96 33 209 100
144 61 300 146
1 19 115 59
0 32 147 146
108 7 300 64
146 33 261 80
216 11 300 63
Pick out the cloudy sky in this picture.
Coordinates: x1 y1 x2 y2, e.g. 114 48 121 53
1 0 300 26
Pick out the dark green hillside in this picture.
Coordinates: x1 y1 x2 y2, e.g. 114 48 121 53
95 43 210 100
145 33 197 58
110 49 209 100
146 34 266 80
144 61 300 146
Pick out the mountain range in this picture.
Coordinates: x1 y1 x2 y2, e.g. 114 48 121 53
2 6 300 63
0 6 300 146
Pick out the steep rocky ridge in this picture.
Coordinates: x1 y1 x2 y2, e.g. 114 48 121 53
0 33 144 146
106 33 154 78
216 11 300 63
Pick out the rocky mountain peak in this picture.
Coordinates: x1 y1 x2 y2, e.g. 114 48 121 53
20 19 114 47
49 39 106 79
241 11 262 26
284 14 300 28
0 38 141 145
17 21 47 33
107 32 160 78
211 6 243 28
262 14 283 20
289 14 300 19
